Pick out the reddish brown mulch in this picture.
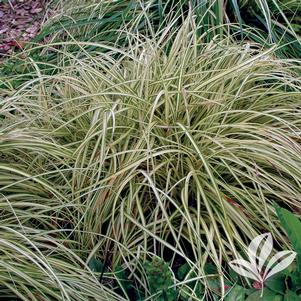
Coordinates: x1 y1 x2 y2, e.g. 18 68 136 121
0 0 51 56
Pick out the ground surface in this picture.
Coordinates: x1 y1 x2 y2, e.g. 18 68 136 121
0 0 50 56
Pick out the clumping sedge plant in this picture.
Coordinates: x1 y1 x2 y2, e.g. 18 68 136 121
1 8 301 301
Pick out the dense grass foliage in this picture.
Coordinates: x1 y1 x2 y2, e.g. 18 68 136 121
36 0 301 58
1 0 300 95
1 16 301 299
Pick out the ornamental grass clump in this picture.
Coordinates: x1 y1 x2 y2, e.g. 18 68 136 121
1 22 301 299
25 0 301 59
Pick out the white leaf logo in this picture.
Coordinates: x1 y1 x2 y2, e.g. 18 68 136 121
229 233 296 296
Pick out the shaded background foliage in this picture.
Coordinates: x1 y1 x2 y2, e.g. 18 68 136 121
0 1 301 300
